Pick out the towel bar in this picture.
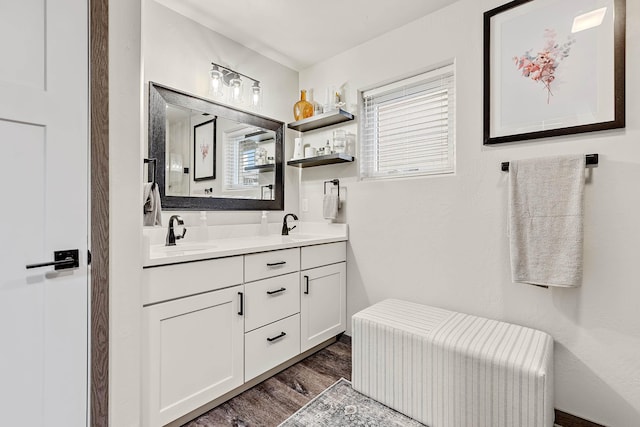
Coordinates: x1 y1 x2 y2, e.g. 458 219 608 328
501 153 598 171
144 158 157 185
323 179 340 198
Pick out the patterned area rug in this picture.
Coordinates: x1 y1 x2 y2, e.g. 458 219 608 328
278 378 424 426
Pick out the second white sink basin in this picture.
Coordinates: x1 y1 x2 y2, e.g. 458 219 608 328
150 242 218 255
282 234 323 242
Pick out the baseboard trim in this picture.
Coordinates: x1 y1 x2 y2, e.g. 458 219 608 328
555 409 606 427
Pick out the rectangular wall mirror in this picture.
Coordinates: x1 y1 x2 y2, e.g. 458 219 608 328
149 82 284 210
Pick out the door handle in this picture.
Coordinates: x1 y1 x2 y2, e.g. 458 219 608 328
266 287 286 295
26 249 79 270
304 275 309 294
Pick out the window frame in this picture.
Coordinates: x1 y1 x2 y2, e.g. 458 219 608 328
358 63 456 181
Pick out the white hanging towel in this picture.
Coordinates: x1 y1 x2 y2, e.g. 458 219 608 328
508 155 585 287
322 193 339 220
143 182 163 226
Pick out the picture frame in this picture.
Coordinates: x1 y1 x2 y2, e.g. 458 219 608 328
483 0 625 145
193 119 216 181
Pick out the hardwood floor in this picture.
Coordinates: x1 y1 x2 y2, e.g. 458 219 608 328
182 334 600 427
183 335 352 427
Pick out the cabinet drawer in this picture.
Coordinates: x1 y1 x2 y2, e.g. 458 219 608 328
245 314 300 382
143 256 243 305
244 273 300 332
300 242 346 270
244 248 300 282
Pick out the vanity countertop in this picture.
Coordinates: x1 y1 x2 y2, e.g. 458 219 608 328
142 222 348 267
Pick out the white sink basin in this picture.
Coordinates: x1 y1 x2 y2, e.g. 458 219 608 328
150 242 218 256
282 234 324 242
142 222 349 266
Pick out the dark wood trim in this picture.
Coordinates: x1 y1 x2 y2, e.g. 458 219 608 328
90 0 109 425
556 409 606 427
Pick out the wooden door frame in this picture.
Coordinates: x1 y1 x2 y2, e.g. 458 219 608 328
90 0 109 425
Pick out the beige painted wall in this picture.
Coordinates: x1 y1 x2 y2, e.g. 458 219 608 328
109 1 300 425
109 0 143 425
143 0 300 227
110 0 639 425
299 0 640 425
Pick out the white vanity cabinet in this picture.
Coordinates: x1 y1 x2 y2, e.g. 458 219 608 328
142 237 347 427
300 242 347 352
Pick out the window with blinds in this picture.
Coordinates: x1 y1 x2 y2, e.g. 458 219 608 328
359 64 455 180
224 133 258 191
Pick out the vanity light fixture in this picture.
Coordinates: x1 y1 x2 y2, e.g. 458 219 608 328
209 62 262 109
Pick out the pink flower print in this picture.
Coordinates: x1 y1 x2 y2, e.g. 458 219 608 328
200 143 209 161
513 29 575 103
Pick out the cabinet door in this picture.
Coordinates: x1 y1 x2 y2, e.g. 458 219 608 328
144 286 244 427
300 262 346 352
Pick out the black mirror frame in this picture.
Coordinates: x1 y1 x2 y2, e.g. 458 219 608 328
148 82 284 211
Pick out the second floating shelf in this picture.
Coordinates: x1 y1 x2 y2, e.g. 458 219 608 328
287 153 354 168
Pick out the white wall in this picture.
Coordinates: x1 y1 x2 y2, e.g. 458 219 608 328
109 0 143 425
299 0 640 425
143 0 300 227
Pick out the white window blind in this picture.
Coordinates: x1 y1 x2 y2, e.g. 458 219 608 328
360 64 455 180
224 130 258 191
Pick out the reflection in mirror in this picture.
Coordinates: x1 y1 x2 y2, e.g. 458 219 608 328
149 82 284 211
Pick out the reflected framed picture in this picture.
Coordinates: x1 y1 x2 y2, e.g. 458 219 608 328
483 0 625 145
193 119 216 181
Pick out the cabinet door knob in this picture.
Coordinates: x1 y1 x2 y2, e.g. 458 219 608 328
267 332 286 342
304 275 310 294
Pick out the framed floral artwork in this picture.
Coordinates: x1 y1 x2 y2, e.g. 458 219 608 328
483 0 625 145
193 119 216 181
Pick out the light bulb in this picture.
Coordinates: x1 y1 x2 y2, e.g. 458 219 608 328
209 66 223 97
251 81 262 108
229 74 242 103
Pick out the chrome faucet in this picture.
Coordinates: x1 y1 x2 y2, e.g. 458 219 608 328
166 215 187 246
281 213 298 236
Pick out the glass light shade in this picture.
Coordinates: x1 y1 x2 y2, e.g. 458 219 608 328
251 82 262 108
229 75 242 103
209 66 224 97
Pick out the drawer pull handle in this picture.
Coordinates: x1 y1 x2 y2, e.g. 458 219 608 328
267 332 286 342
266 287 286 295
266 261 286 267
238 292 244 316
304 275 310 294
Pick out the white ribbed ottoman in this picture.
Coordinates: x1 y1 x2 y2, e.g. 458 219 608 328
352 299 554 427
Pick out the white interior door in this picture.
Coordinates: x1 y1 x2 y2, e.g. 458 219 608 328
0 1 89 426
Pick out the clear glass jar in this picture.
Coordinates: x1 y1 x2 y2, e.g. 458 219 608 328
333 130 347 153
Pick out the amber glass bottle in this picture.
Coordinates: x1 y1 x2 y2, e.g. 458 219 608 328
293 90 314 121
